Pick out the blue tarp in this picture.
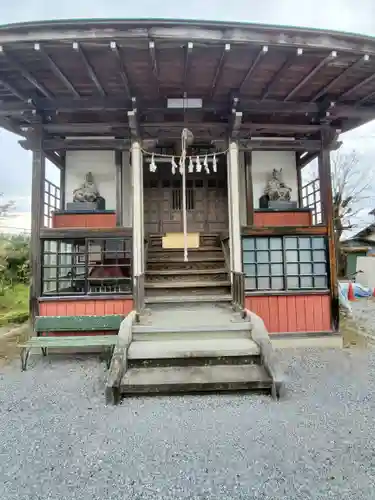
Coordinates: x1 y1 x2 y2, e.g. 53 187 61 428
339 282 373 298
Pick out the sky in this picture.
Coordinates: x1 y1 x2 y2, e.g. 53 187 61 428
1 0 375 232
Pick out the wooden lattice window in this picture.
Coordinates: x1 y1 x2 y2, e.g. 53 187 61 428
301 178 322 225
44 180 60 228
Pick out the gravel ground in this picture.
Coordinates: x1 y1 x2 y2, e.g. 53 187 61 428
351 298 375 337
0 348 374 500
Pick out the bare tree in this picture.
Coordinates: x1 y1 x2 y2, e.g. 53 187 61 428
0 193 15 220
330 150 373 242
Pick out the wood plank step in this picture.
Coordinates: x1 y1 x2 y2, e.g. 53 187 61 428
147 256 224 263
146 268 228 276
128 338 259 359
145 294 232 304
120 364 272 393
148 246 221 253
145 280 230 289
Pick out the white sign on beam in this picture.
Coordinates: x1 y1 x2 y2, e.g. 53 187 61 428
167 98 203 109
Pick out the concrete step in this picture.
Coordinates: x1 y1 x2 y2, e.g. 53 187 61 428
144 294 232 304
132 330 251 341
120 364 272 394
128 337 259 359
133 323 250 334
145 280 230 289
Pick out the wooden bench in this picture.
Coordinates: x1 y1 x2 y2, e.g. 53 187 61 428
20 314 124 371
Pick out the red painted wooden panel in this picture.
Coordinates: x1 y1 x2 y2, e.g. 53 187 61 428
39 298 133 317
244 294 331 333
52 213 116 229
253 211 312 227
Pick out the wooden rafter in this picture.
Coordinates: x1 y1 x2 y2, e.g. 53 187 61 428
34 43 80 98
183 42 193 93
0 75 29 101
284 51 337 101
338 69 375 101
110 41 131 98
238 45 268 94
72 42 106 97
148 41 160 93
311 54 370 102
260 48 303 100
0 45 53 99
210 44 230 97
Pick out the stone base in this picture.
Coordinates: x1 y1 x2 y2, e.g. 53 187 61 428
268 200 298 210
66 202 97 211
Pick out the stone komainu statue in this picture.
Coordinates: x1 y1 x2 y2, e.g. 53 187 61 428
264 168 292 202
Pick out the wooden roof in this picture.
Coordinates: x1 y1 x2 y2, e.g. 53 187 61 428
1 19 375 154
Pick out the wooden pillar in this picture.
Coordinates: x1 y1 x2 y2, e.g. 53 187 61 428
115 150 123 226
122 150 132 227
131 141 143 276
244 151 253 226
30 132 45 325
228 141 242 273
318 127 339 331
59 155 66 210
296 153 303 208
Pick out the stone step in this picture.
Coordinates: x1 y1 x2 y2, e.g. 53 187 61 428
145 294 232 304
128 337 259 359
145 280 230 289
146 268 228 276
120 364 272 394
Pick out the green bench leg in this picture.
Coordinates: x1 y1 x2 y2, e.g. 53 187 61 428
105 346 115 369
20 348 31 371
41 347 47 357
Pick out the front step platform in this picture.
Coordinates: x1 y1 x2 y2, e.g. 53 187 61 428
120 364 272 394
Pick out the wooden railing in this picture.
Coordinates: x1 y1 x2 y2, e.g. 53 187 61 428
232 271 245 311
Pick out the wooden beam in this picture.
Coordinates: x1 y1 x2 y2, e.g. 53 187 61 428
311 54 370 101
148 41 160 93
239 45 268 94
238 138 333 151
1 22 375 57
284 51 337 101
110 41 131 98
210 44 230 97
241 225 328 236
34 43 80 98
358 89 375 105
261 48 303 100
30 129 45 325
20 137 131 151
229 110 243 138
72 42 106 97
244 151 253 226
0 45 53 99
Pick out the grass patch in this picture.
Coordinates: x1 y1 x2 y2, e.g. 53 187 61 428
0 283 29 326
